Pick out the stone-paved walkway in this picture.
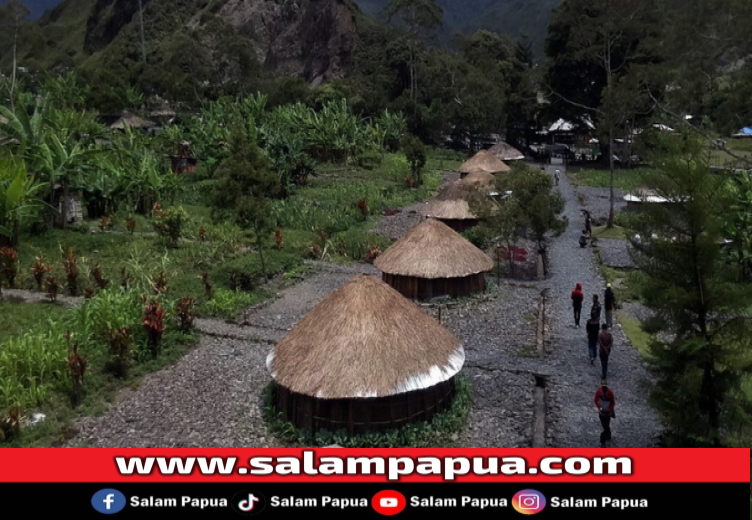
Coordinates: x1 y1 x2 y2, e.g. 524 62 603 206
539 164 660 447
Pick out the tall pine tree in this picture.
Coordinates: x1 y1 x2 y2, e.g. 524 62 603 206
628 131 752 447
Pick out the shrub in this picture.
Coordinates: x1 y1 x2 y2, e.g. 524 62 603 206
201 289 262 319
176 298 195 331
153 205 189 248
0 247 18 288
32 255 51 291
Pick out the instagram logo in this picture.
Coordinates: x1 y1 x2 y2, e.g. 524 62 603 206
512 490 546 515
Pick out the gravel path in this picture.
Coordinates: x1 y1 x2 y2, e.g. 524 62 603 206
596 238 635 268
540 165 660 447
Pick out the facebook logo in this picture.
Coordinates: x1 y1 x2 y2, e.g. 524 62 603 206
91 489 126 514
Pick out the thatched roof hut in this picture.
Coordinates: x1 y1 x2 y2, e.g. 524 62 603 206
375 218 494 300
458 149 511 178
419 179 497 232
488 140 525 161
109 111 156 130
267 275 464 434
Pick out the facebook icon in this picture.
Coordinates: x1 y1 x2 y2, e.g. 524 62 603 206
91 489 126 514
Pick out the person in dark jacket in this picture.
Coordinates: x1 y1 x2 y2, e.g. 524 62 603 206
598 324 613 380
604 283 616 328
594 380 616 447
579 229 588 248
591 294 602 322
584 210 592 237
586 310 600 364
571 283 584 327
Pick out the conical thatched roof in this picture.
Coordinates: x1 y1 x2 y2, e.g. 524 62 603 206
488 140 525 161
459 149 511 174
420 179 497 220
266 275 464 399
375 218 493 278
110 111 156 130
461 171 496 189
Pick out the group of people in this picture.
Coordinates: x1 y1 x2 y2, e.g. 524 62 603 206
579 210 593 247
571 281 618 447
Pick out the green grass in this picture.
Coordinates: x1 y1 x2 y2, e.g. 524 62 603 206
598 265 646 304
592 225 628 239
618 313 653 359
0 300 71 340
568 168 651 191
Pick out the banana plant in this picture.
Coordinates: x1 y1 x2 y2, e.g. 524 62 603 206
0 98 48 168
0 156 46 246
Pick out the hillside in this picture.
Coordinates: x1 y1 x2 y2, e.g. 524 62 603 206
352 0 561 53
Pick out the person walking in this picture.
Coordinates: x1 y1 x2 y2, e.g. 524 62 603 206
579 229 588 248
598 324 613 380
571 283 584 327
584 210 592 237
591 294 602 322
554 169 560 186
594 380 615 447
586 310 600 364
604 283 616 328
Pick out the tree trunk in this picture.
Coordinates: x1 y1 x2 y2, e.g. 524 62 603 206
507 240 515 278
138 0 147 64
606 38 615 229
255 227 267 280
61 181 69 230
9 15 18 114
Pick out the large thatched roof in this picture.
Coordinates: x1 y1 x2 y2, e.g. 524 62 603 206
488 141 525 161
266 275 464 399
420 179 497 220
459 149 511 174
110 111 156 130
374 218 493 278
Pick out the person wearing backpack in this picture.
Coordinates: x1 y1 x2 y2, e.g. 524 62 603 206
571 283 584 327
598 324 613 380
604 283 616 328
591 294 602 322
594 380 615 447
586 310 600 364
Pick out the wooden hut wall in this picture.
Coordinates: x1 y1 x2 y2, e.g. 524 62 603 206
437 218 478 233
273 378 456 435
382 273 486 300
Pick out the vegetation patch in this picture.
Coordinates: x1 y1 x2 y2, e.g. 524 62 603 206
617 313 653 360
0 300 71 340
263 376 472 448
568 168 650 191
591 225 627 240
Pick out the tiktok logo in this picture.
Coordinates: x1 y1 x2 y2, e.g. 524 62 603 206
239 494 260 511
232 490 266 516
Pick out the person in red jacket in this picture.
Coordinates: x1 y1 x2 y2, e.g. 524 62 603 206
571 283 584 327
594 380 615 447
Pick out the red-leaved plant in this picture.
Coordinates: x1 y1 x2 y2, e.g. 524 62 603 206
198 226 206 242
92 264 109 289
32 255 52 291
201 272 212 299
357 199 368 218
275 229 283 249
63 247 78 296
154 271 167 294
45 275 59 302
66 331 86 406
108 327 132 377
99 216 110 231
177 297 195 331
126 217 137 235
142 301 165 357
0 247 18 288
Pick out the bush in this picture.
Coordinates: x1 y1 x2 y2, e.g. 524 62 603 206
461 227 491 249
201 289 263 318
153 205 189 248
264 375 472 448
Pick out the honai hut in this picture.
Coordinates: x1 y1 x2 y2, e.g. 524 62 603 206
109 111 156 132
488 140 525 162
266 275 464 434
419 178 497 232
458 149 511 178
374 218 494 300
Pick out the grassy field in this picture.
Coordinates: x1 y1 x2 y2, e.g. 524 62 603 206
0 300 71 339
710 138 752 169
592 225 628 240
0 148 464 447
617 313 653 359
567 168 650 191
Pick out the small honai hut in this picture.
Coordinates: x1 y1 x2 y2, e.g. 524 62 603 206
109 111 156 131
420 178 497 232
488 140 525 162
374 218 494 300
266 275 464 434
458 149 511 178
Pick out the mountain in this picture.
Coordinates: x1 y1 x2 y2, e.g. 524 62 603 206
352 0 561 53
1 0 65 21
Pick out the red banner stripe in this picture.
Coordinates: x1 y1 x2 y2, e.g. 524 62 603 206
0 449 747 483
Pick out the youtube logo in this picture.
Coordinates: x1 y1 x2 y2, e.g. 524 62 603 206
371 490 407 515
